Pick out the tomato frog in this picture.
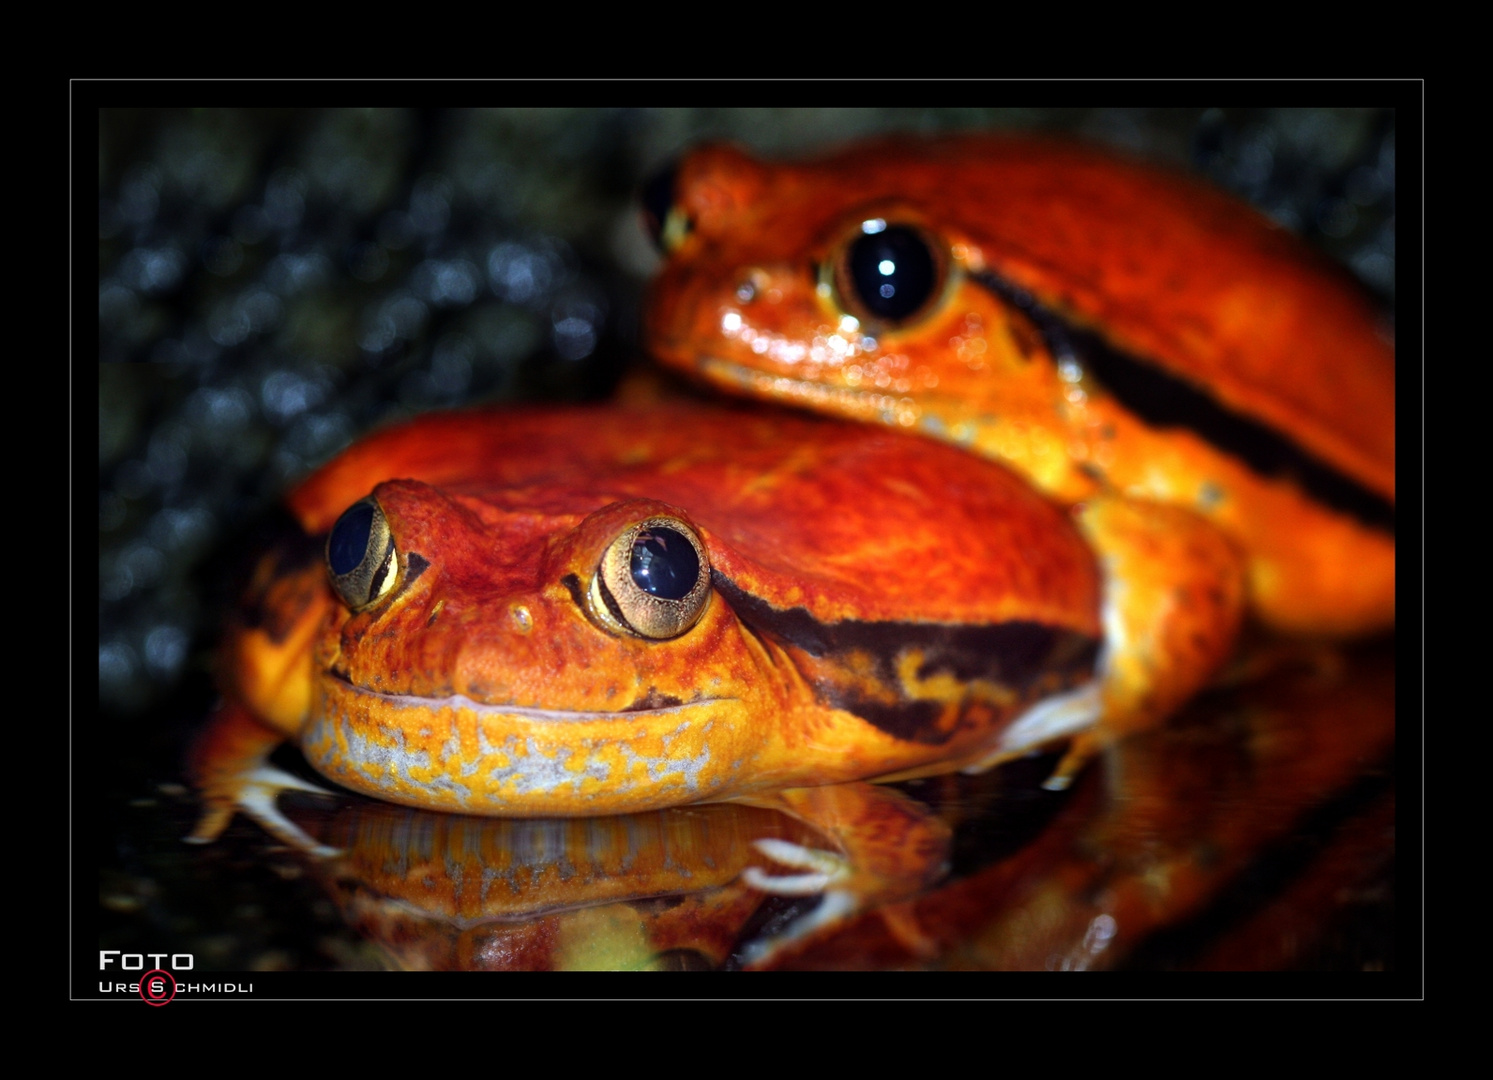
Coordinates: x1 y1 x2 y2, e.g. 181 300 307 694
643 137 1395 743
191 400 1122 957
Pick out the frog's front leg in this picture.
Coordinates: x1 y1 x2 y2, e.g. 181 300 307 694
1043 495 1247 788
188 541 342 854
186 701 341 857
731 782 952 966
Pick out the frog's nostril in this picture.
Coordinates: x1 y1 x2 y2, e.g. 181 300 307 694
509 604 533 634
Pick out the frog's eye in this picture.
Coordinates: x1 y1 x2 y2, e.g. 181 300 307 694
589 517 711 639
832 220 946 326
641 162 692 252
326 497 399 611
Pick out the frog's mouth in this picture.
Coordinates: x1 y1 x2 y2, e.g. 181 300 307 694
334 678 729 721
304 673 744 817
697 356 963 440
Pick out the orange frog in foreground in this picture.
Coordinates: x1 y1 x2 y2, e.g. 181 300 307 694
195 400 1174 951
645 137 1396 746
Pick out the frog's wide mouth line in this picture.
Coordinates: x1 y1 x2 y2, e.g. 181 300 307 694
331 676 731 722
701 356 930 419
697 356 987 446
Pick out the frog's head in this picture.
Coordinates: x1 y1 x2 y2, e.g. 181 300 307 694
643 141 1062 453
305 479 786 818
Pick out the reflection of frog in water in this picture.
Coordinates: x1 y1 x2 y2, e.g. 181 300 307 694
256 636 1395 970
644 137 1395 654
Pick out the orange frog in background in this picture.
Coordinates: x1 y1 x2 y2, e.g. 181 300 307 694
644 136 1395 766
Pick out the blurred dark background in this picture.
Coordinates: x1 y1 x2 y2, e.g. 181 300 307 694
92 105 1400 974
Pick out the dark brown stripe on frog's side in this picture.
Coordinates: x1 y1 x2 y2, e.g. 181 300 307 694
714 573 1100 744
969 269 1396 537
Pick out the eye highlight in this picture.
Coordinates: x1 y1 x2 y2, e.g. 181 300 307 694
831 221 946 326
326 497 398 611
589 516 711 639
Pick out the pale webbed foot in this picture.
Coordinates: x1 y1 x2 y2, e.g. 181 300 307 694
194 764 340 860
189 763 343 858
960 681 1102 786
732 784 952 967
739 838 860 966
741 837 845 894
187 703 344 858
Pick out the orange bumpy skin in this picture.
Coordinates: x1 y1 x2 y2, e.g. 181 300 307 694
644 137 1394 639
194 401 1104 840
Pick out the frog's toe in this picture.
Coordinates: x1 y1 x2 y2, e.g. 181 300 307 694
185 802 237 847
738 889 859 968
188 764 342 858
964 682 1101 776
1042 771 1075 792
737 838 862 966
740 866 833 894
743 837 848 894
238 766 343 857
1042 730 1106 790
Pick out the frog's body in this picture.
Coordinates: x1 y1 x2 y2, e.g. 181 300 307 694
191 401 1119 951
644 136 1395 642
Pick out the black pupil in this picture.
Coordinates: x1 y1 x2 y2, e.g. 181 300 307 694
630 527 699 600
845 224 937 322
328 501 376 577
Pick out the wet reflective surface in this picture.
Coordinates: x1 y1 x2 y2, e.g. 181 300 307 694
136 639 1395 973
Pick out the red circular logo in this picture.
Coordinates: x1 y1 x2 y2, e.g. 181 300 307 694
138 969 176 1006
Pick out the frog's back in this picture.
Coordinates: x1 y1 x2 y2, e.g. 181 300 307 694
290 400 1101 633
